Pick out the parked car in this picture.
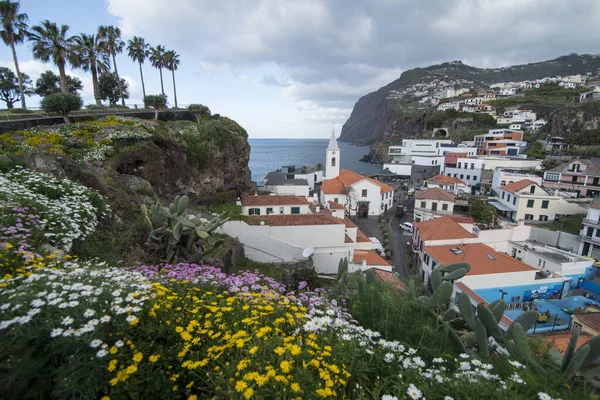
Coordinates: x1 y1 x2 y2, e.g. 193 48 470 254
395 205 407 217
399 222 413 233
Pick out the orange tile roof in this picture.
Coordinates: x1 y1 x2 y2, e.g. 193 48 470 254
343 216 358 228
428 174 467 186
414 216 476 241
345 234 353 243
247 214 343 226
573 313 600 334
450 216 474 224
424 243 536 276
353 250 391 266
242 195 309 206
371 269 407 292
499 179 535 194
321 169 393 194
542 331 593 355
356 228 371 242
328 201 345 210
415 187 454 202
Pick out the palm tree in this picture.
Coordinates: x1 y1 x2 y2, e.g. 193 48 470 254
164 50 180 108
28 20 76 94
127 36 149 99
98 25 125 106
149 44 166 98
0 0 28 108
72 33 109 106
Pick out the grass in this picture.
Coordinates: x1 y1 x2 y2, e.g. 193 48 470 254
537 213 585 235
208 201 242 219
233 257 284 281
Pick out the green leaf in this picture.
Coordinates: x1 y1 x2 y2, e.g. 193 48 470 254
562 326 581 371
441 268 468 281
475 318 489 356
431 269 442 292
488 299 506 323
458 292 476 331
439 262 471 274
477 303 502 339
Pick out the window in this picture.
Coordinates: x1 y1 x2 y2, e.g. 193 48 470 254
507 194 511 202
572 163 580 172
331 157 336 167
467 175 471 180
453 174 457 177
572 176 578 183
334 198 338 204
420 201 426 208
529 185 535 194
502 192 505 199
286 174 294 180
424 254 430 265
442 204 448 211
279 207 284 214
460 174 464 179
381 194 384 201
539 215 548 221
458 162 461 168
471 163 475 169
594 177 599 186
545 173 559 181
266 207 274 215
541 200 549 209
513 197 516 205
432 202 437 211
249 208 260 215
362 189 368 197
291 207 300 214
525 214 534 220
500 180 506 186
527 199 534 208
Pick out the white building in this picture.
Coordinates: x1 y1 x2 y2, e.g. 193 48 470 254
437 101 461 111
478 156 542 171
263 172 310 197
241 195 312 216
425 174 469 195
322 131 394 217
579 204 600 259
413 188 455 222
280 166 323 191
491 169 543 193
489 180 584 222
498 87 517 96
388 139 476 164
444 157 485 186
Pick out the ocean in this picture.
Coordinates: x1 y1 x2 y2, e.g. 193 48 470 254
248 139 383 185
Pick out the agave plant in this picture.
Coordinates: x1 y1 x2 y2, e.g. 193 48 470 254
141 195 229 264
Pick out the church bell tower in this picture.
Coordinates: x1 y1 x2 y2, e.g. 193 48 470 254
325 128 340 179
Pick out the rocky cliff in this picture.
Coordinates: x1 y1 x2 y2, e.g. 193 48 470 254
340 53 600 144
543 101 600 145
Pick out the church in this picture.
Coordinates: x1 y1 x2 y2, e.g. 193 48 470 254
320 130 394 217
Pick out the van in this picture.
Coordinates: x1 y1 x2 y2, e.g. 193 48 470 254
399 222 413 233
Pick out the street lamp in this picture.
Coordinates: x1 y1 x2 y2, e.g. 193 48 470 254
499 289 508 300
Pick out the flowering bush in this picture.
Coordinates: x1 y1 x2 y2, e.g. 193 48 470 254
0 260 575 399
0 167 109 251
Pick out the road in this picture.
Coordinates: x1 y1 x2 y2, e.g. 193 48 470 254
387 190 415 278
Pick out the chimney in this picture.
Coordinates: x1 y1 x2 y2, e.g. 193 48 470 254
316 206 320 213
259 220 265 226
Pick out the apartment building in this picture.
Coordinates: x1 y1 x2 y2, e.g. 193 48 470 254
241 195 312 216
491 169 543 194
413 188 455 222
579 204 600 259
425 174 469 195
388 139 476 164
489 180 583 222
543 159 600 198
444 156 485 186
474 129 525 155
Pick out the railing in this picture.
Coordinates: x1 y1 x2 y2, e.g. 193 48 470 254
584 218 600 227
580 234 600 244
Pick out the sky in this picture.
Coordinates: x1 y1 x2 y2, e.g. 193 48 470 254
2 0 600 138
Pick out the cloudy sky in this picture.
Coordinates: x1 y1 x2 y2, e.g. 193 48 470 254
3 0 600 138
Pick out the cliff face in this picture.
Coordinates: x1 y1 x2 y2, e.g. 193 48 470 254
340 53 600 144
544 102 600 145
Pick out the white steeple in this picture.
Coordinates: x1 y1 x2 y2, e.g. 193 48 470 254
325 127 340 179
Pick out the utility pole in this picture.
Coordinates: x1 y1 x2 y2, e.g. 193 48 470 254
555 218 564 248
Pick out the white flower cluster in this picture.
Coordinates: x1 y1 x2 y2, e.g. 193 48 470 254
0 261 151 345
82 144 114 162
0 168 110 250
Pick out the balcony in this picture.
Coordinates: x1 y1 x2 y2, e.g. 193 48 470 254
580 233 600 244
584 218 600 228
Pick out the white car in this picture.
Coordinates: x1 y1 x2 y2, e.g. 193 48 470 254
399 222 413 233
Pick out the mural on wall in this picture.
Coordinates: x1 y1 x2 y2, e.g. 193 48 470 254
522 284 563 302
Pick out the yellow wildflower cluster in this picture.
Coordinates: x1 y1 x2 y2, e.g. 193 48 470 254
0 131 64 154
0 245 66 286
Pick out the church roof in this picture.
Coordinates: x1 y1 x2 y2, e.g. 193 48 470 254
321 169 394 194
328 129 339 149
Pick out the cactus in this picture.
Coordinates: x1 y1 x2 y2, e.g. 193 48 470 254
439 262 470 274
566 344 591 380
506 310 538 335
428 281 453 309
475 318 489 356
430 269 442 291
141 195 229 264
441 268 468 281
561 325 581 372
458 292 476 330
488 299 506 323
477 303 502 339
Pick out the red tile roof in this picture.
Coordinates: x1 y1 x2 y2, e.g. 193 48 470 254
499 179 536 194
242 195 310 206
328 201 345 210
414 216 476 241
428 174 467 186
321 169 393 194
353 250 391 266
450 216 475 224
371 269 407 292
424 243 536 276
543 331 593 355
415 187 454 202
444 152 468 165
345 234 353 243
343 216 358 228
247 214 343 226
573 313 600 334
356 228 371 242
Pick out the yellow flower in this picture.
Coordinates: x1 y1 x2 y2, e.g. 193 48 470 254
126 365 138 375
109 346 118 355
235 338 245 348
100 396 110 400
289 344 302 356
149 354 160 363
107 359 118 372
249 346 258 355
254 374 268 387
291 382 300 392
180 331 192 341
132 352 143 363
110 378 118 386
274 346 285 356
280 360 292 374
235 380 248 392
188 395 197 400
243 387 254 399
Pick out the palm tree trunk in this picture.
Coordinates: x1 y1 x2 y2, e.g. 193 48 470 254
139 61 146 99
171 69 178 108
91 63 102 106
57 61 68 94
9 36 26 109
112 52 125 106
159 67 165 98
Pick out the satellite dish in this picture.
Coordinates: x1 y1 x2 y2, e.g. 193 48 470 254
302 247 315 257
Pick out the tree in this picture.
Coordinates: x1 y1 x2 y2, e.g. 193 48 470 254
99 71 129 106
40 92 82 123
98 25 125 106
126 36 149 99
144 94 166 119
526 141 547 159
314 163 323 171
188 103 210 122
164 49 180 107
0 66 32 108
27 20 76 94
0 0 28 108
542 158 560 171
149 44 166 98
469 198 496 227
34 70 82 97
71 33 109 106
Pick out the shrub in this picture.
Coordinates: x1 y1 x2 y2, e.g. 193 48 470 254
40 93 83 123
158 110 176 121
188 104 211 122
8 108 34 114
143 95 167 120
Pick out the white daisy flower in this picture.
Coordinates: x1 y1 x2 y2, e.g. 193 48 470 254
61 317 74 326
83 309 95 317
115 340 124 347
96 349 108 358
50 328 64 337
406 383 422 400
538 393 552 400
90 339 103 348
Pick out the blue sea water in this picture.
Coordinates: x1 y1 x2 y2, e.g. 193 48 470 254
248 139 383 185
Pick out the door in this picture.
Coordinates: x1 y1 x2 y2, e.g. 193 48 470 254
358 203 369 218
